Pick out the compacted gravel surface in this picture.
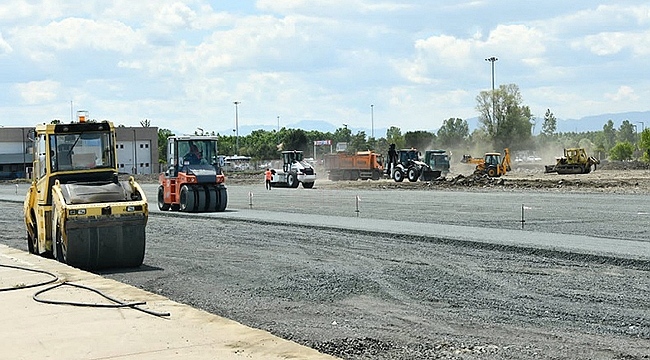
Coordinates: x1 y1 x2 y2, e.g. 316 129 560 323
1 174 650 359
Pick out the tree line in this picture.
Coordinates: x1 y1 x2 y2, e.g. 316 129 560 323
156 84 650 163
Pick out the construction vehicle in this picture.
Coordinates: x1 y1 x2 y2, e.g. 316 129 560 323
323 151 384 181
387 148 440 182
23 117 148 270
460 154 484 165
158 136 227 212
545 148 600 174
424 149 450 177
462 148 511 177
270 150 316 188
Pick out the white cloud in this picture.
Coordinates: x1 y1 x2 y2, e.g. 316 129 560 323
14 80 60 104
484 25 546 58
0 33 12 54
0 1 649 134
394 24 546 86
256 0 412 15
605 85 639 102
12 18 144 60
576 31 650 56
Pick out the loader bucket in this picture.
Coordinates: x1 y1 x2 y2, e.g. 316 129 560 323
421 169 441 181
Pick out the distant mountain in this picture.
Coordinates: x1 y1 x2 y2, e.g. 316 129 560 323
466 111 650 134
555 111 650 133
222 110 650 137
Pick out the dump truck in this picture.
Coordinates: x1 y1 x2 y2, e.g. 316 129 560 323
158 135 227 212
387 147 439 182
24 117 148 270
323 151 384 181
545 148 600 174
424 149 450 177
462 148 511 177
270 150 316 188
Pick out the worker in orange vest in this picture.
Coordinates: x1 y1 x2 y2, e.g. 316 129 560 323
264 168 272 190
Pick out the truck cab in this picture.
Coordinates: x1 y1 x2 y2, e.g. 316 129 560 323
424 149 450 177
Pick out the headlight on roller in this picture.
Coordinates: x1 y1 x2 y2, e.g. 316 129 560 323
69 209 86 215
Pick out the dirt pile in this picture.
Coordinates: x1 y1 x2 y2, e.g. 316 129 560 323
125 166 650 194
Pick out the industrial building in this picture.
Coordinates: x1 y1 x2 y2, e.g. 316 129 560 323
0 125 159 179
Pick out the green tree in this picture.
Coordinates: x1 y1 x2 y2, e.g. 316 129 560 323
385 126 405 149
284 129 309 153
617 120 636 144
602 120 616 152
436 117 469 148
348 131 370 153
247 129 280 160
157 128 174 164
333 126 352 145
541 109 557 137
609 141 634 161
404 130 435 150
475 83 533 150
639 129 650 161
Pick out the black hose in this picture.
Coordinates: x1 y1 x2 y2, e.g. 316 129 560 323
33 282 171 318
0 263 59 292
1 262 169 318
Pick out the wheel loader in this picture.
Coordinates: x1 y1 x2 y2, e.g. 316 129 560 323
387 148 440 182
24 118 148 270
545 148 600 174
158 136 227 212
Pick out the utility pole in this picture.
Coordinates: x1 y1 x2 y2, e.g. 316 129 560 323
485 56 498 122
233 101 240 154
370 104 374 139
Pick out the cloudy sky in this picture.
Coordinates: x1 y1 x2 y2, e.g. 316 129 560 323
1 1 648 135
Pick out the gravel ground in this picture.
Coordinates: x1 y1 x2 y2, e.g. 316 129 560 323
2 168 650 359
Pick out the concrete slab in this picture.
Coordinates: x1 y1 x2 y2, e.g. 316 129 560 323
0 245 336 360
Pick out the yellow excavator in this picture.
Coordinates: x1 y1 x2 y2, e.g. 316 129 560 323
462 148 511 177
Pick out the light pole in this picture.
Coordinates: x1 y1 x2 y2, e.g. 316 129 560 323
277 115 280 144
132 128 137 174
485 56 498 121
233 101 240 154
637 121 645 134
370 104 374 139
